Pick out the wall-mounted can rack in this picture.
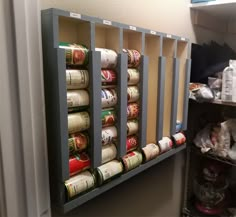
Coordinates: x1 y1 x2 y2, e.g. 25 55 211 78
41 8 191 213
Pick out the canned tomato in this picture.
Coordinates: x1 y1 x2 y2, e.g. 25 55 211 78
158 137 173 153
68 133 88 154
128 68 140 85
172 132 186 146
122 151 143 172
101 109 116 127
66 69 89 90
127 103 139 119
67 90 89 109
142 143 160 162
101 89 118 108
65 170 95 199
69 153 90 176
96 160 123 185
127 86 139 103
123 49 141 68
126 135 138 152
59 42 89 66
102 126 117 145
101 70 117 85
95 48 118 69
102 143 117 164
127 119 138 136
68 112 90 134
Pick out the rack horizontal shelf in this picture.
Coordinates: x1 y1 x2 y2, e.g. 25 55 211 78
189 98 236 107
62 144 186 213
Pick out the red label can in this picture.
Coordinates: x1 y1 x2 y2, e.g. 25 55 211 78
126 135 138 152
123 49 141 68
172 132 186 146
69 153 90 176
127 103 139 119
158 137 173 153
101 70 117 85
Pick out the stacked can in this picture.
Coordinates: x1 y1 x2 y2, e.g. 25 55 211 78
60 42 94 199
95 48 122 185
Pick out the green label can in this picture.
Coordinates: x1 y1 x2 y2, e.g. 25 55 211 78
127 86 139 103
59 42 89 66
102 143 117 164
127 119 139 136
128 68 140 85
96 160 123 185
68 112 90 134
101 109 116 127
122 151 143 172
65 170 95 199
67 90 89 109
68 133 88 154
66 69 89 90
142 143 160 162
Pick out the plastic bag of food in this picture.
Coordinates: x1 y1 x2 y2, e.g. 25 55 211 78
189 83 214 102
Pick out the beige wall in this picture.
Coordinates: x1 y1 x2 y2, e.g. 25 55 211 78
40 1 222 217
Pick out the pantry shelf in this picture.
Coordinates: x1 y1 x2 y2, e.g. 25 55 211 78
63 144 186 213
189 99 236 108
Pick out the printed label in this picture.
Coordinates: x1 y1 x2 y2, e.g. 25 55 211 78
181 37 186 41
102 144 117 164
150 30 156 35
166 34 172 38
129 26 136 31
103 20 112 25
70 12 81 19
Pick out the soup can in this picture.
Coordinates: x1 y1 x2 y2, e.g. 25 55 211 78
128 68 140 85
101 70 117 85
123 49 141 68
67 90 89 109
102 126 117 145
127 103 139 119
68 112 90 134
96 160 123 185
59 42 89 66
158 137 173 153
127 86 139 103
122 151 143 172
101 109 116 127
142 143 160 162
95 48 118 69
102 143 117 164
69 152 90 176
127 119 139 136
68 133 88 154
66 69 89 90
172 132 186 146
126 135 138 152
101 89 118 108
65 170 95 199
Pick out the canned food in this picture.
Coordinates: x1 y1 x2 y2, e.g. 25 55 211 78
59 42 89 66
142 143 160 162
67 90 89 110
101 89 118 108
122 151 143 172
101 109 116 127
158 137 173 153
68 112 90 134
66 69 89 90
102 126 117 145
127 119 139 136
101 70 117 85
176 120 182 133
128 68 140 85
172 132 186 146
68 133 88 154
69 153 90 176
96 160 123 185
65 170 95 199
95 48 118 69
123 49 141 68
127 86 139 103
102 143 117 164
127 103 139 119
126 135 138 152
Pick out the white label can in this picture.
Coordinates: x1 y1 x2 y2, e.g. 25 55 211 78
95 48 118 69
122 151 143 172
68 112 90 134
142 143 160 162
101 126 117 145
127 86 139 102
97 160 123 185
158 137 173 153
101 89 118 108
128 69 140 85
127 119 139 136
66 69 89 89
172 132 186 146
65 170 95 199
67 90 89 108
102 143 117 164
